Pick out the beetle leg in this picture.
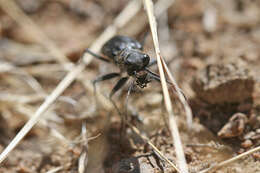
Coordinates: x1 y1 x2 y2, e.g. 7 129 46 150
109 77 128 139
93 73 120 85
93 73 120 93
125 80 134 122
84 48 111 63
109 77 129 99
145 68 161 82
92 73 120 109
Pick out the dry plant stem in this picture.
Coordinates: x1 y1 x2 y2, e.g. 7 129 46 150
143 0 189 173
15 104 70 144
0 61 45 94
123 0 175 37
0 93 77 107
45 166 63 173
129 124 181 173
161 59 193 128
0 0 142 164
0 64 84 163
78 122 88 173
154 0 175 17
22 64 65 77
154 0 193 128
0 0 71 68
1 63 71 145
199 145 260 173
186 141 226 150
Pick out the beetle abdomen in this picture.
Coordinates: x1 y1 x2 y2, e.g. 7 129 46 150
101 35 143 60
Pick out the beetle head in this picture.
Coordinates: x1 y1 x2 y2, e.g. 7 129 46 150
124 49 150 75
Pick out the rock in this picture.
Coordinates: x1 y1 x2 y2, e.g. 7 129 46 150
192 63 254 104
241 139 253 148
218 113 248 138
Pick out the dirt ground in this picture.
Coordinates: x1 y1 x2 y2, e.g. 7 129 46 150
0 0 259 172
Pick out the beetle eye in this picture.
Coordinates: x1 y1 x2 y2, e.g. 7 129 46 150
143 54 150 65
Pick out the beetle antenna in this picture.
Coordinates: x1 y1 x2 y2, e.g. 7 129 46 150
145 68 161 82
145 68 173 85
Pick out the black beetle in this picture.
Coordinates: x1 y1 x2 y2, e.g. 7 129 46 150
85 35 162 131
85 35 159 97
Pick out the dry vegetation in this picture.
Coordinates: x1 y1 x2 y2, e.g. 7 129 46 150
0 0 259 172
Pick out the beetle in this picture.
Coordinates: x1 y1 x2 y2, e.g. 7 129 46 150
85 35 160 94
85 35 161 129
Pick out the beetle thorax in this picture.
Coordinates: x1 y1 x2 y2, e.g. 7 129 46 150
114 48 150 76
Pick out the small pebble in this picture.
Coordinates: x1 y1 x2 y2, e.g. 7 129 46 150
241 139 253 148
256 129 260 134
252 152 260 160
243 131 256 140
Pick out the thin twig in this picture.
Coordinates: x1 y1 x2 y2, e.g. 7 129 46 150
78 122 88 173
199 146 260 173
46 166 63 173
71 133 101 144
162 59 193 128
0 0 142 164
0 62 84 164
129 124 181 173
186 141 227 150
15 103 70 145
143 0 189 172
0 54 72 147
0 93 77 106
0 61 44 94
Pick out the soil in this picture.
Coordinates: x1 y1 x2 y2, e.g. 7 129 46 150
0 0 259 173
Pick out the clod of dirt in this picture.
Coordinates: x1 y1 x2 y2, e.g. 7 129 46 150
241 139 253 149
218 113 248 138
192 63 255 104
252 152 260 160
191 62 259 151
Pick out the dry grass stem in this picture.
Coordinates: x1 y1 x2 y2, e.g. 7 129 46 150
0 93 77 107
187 141 226 150
154 0 175 17
129 124 181 173
162 59 193 127
0 61 44 93
15 104 70 145
22 64 65 77
45 166 64 173
143 0 189 172
0 0 142 164
0 62 71 146
0 93 44 104
199 145 260 173
78 122 88 173
0 61 83 163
